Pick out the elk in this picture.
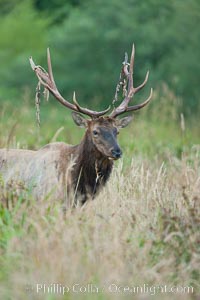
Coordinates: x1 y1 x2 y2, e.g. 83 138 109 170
0 44 152 206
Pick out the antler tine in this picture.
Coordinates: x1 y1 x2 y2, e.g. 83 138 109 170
110 44 153 118
47 48 56 87
30 56 50 90
134 70 149 94
126 88 153 112
127 43 135 93
73 91 80 108
30 49 110 118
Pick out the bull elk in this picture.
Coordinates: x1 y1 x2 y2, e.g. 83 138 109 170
0 44 152 206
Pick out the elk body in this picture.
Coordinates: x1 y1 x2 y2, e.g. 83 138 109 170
0 45 152 206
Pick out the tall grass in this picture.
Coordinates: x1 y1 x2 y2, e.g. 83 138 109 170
0 87 199 299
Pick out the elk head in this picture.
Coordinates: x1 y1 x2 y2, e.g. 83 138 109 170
71 112 133 160
29 44 153 161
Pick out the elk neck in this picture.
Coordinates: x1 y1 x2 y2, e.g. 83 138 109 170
72 130 113 203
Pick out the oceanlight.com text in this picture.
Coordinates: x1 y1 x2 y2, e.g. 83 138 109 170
25 282 194 296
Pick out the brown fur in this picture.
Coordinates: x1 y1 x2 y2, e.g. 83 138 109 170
0 115 132 206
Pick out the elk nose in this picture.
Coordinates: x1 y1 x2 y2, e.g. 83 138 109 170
111 148 122 159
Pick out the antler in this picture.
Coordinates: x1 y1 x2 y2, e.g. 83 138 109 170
110 44 153 118
29 48 110 118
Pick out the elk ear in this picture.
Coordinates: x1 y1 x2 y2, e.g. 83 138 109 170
115 115 133 129
72 112 88 128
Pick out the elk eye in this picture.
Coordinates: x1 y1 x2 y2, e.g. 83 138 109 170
113 128 119 135
93 130 98 136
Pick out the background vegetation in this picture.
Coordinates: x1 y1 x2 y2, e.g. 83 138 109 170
0 0 199 299
0 0 200 113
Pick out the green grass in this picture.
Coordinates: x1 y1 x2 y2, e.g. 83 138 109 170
0 90 200 300
0 91 198 155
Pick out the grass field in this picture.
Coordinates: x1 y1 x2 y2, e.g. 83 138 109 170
0 88 200 300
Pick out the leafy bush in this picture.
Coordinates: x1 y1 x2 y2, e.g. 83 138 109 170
0 1 49 98
48 0 200 114
0 0 199 114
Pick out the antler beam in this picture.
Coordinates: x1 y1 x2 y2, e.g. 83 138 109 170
29 48 110 118
110 44 153 118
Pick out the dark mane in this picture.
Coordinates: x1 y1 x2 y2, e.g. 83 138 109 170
72 130 113 204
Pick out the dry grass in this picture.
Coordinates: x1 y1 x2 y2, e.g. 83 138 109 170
0 147 199 300
0 88 199 299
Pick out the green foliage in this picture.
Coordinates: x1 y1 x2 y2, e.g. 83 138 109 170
0 0 21 15
47 0 199 113
49 0 157 108
0 1 49 98
157 0 200 113
0 192 27 250
0 0 199 114
33 0 81 24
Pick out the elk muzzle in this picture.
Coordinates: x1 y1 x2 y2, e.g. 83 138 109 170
110 147 122 160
